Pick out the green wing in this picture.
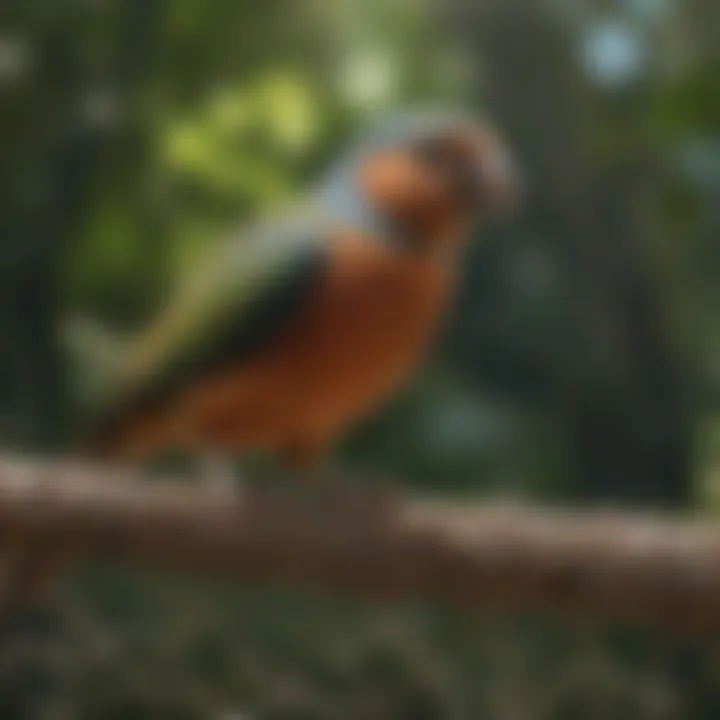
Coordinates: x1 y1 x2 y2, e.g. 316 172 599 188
87 205 330 449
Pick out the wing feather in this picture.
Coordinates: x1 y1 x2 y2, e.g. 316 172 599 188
86 207 330 454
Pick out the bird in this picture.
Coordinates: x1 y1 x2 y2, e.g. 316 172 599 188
79 109 519 478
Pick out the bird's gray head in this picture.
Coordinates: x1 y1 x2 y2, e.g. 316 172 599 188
317 108 519 250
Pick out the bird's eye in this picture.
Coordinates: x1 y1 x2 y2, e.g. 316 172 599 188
414 138 452 167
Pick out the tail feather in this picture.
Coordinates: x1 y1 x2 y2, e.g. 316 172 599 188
62 315 129 457
62 316 124 403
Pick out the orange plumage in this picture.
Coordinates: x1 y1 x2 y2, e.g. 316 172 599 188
109 231 452 467
86 112 518 470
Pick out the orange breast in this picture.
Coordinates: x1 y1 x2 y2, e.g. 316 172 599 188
118 232 453 463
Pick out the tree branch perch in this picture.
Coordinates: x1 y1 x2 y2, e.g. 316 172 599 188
0 455 718 630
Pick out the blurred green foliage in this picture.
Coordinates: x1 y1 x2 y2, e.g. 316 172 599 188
4 0 715 505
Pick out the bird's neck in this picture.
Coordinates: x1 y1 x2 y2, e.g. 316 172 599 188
316 176 466 257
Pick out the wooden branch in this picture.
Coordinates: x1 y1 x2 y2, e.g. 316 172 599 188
0 455 718 630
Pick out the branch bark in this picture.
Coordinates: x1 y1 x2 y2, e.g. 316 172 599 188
0 455 718 631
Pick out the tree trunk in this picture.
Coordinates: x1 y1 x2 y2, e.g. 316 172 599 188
442 1 694 507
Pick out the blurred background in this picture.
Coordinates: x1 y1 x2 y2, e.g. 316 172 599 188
0 0 719 717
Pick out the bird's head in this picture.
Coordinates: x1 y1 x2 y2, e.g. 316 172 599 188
325 110 520 253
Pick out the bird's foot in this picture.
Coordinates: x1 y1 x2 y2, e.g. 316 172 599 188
293 465 396 517
197 453 244 499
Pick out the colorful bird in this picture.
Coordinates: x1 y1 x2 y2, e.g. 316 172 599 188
81 109 518 474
